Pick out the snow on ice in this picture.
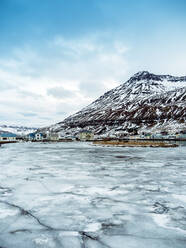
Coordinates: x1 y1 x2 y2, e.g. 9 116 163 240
0 141 186 247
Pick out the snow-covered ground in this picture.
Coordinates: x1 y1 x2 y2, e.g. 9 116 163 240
0 142 186 248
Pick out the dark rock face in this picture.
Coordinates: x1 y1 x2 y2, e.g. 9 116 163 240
129 71 163 82
45 71 186 136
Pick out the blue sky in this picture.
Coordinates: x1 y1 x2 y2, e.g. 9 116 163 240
0 0 186 126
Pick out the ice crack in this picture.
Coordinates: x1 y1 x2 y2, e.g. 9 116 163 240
0 200 54 231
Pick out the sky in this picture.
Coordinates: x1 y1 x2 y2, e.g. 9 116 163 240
0 0 186 127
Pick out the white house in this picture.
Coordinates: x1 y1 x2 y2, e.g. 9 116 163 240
78 130 94 141
47 132 59 141
35 133 44 141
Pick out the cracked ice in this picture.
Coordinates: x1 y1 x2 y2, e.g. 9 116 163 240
0 142 186 248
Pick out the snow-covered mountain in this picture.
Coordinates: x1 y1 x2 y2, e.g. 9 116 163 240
0 125 37 136
45 71 186 137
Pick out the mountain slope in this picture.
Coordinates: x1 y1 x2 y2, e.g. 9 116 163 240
46 71 186 137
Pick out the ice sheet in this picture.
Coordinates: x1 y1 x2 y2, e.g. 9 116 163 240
0 142 186 247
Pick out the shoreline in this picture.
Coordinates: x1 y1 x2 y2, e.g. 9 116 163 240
0 141 17 145
1 139 184 147
93 140 178 147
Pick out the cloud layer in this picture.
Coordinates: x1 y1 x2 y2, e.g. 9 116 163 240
1 0 186 127
0 35 129 126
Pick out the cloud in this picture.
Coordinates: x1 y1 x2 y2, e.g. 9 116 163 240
47 86 77 99
79 80 106 97
0 81 15 91
0 34 130 126
50 35 129 83
20 112 38 117
56 111 66 116
17 89 42 99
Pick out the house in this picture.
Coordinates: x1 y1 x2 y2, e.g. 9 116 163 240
160 130 169 136
168 135 177 140
27 132 35 141
151 133 164 139
27 132 45 141
47 132 59 141
0 133 17 142
179 134 186 140
178 131 186 140
78 130 94 141
140 133 152 139
129 135 141 140
35 133 44 141
59 135 76 141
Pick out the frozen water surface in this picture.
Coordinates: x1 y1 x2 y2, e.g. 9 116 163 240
0 142 186 248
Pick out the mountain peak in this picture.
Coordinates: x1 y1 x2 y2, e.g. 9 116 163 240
129 71 186 83
130 71 162 82
133 71 151 77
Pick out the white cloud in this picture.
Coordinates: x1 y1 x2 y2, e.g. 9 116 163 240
1 32 186 127
0 34 129 126
79 80 106 97
47 86 77 99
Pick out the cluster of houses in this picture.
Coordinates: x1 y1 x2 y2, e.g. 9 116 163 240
26 130 94 142
26 129 186 142
1 129 186 144
128 130 186 140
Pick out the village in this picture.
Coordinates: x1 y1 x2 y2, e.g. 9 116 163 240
1 129 186 144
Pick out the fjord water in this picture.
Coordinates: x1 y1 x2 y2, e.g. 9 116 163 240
0 142 186 248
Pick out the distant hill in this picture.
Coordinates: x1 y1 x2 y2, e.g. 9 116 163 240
0 125 37 136
43 71 186 137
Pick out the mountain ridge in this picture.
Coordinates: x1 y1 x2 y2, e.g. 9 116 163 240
44 71 186 137
0 125 38 136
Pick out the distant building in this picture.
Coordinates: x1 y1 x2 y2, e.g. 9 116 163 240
78 130 94 141
35 133 44 141
0 133 17 142
27 133 35 141
140 133 152 139
27 132 45 141
151 133 164 139
160 130 169 136
129 135 141 140
59 135 76 141
178 133 186 140
167 135 177 140
47 132 59 141
180 130 186 135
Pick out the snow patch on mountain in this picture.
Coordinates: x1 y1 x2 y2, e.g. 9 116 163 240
0 125 37 136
